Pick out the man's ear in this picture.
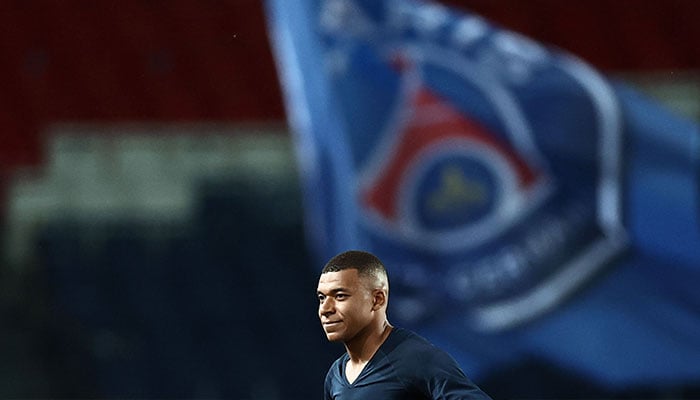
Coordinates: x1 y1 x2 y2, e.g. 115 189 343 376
372 289 387 311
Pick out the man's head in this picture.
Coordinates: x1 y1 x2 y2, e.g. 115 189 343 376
321 250 389 289
316 250 389 343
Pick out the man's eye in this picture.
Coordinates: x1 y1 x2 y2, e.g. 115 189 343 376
318 295 325 302
335 294 347 300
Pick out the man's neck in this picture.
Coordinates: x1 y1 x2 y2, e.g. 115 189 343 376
345 320 393 364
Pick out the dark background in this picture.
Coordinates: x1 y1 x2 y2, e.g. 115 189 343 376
0 1 698 398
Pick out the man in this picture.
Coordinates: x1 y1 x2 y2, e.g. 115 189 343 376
317 250 492 399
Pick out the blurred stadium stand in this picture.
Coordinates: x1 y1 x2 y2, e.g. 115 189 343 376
0 0 698 398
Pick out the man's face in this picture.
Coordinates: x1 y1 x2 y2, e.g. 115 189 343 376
317 269 375 343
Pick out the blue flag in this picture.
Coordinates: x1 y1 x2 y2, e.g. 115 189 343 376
266 0 700 390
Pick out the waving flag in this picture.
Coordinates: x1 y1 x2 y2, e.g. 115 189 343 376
266 0 700 391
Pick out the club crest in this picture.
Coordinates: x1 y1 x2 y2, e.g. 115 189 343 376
359 61 552 252
319 0 628 331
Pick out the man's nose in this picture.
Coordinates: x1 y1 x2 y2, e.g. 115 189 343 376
319 298 335 316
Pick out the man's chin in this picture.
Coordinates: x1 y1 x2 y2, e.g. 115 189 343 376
324 332 343 342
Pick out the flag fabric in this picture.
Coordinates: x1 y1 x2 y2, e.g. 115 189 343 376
266 0 700 390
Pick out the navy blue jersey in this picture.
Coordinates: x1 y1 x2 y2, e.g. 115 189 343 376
324 328 492 399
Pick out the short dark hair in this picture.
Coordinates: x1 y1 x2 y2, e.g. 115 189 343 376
321 250 387 280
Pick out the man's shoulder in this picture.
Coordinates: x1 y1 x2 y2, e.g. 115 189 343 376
391 328 439 351
386 328 449 363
